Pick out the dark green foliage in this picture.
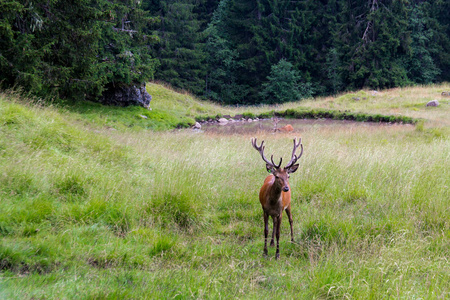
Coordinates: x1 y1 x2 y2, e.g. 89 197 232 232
0 0 158 102
164 0 450 103
406 3 441 84
204 0 248 104
260 59 312 104
325 48 343 95
149 0 209 95
331 0 411 90
2 0 450 105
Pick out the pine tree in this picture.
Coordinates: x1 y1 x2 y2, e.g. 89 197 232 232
325 48 343 95
0 1 46 93
149 0 207 95
260 59 312 104
407 3 440 84
97 0 159 97
204 0 248 104
333 0 410 90
0 0 159 102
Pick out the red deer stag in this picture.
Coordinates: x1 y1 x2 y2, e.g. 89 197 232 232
251 137 303 259
277 124 294 133
272 117 294 133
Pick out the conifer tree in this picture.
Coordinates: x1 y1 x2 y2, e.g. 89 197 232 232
260 59 312 104
0 0 158 102
204 0 247 104
0 1 46 93
150 0 207 95
407 3 440 84
334 0 410 90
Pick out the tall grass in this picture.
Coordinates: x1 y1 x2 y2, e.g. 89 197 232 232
0 89 449 299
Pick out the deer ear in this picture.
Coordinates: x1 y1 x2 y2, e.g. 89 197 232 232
286 164 299 174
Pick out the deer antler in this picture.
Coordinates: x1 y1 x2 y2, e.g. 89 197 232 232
251 138 282 169
285 138 303 169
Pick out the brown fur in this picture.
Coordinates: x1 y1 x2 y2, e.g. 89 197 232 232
276 124 294 132
252 137 303 259
259 167 297 259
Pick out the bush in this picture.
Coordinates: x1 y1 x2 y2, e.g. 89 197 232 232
260 59 313 104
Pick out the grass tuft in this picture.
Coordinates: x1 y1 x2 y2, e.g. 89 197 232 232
0 84 449 299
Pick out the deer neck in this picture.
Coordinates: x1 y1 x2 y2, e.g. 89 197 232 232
268 177 283 205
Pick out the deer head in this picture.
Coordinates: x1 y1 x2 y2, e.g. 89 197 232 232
251 137 303 191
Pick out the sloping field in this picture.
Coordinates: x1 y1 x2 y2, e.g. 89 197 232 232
0 85 449 299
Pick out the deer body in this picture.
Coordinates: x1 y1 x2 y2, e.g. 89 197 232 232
252 138 303 259
259 174 291 216
277 124 294 132
272 118 294 133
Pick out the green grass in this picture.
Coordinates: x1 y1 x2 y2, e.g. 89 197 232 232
58 82 234 131
47 82 450 132
0 85 449 299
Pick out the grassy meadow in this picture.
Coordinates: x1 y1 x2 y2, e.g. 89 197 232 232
0 84 449 299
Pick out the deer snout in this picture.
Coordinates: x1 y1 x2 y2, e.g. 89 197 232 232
283 186 290 192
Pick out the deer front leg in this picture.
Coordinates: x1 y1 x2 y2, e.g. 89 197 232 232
275 214 282 259
263 212 269 256
270 217 275 246
286 207 294 242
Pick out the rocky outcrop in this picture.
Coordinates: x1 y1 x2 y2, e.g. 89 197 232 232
99 83 152 108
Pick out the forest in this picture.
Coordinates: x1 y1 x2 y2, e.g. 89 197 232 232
1 0 450 105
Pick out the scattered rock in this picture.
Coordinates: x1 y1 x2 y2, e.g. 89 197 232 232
441 91 450 97
218 118 229 124
193 122 201 129
426 100 439 107
352 97 360 101
139 115 148 119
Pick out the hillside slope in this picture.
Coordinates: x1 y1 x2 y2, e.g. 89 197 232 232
0 85 449 299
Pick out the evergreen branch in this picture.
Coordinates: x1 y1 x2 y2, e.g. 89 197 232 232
112 27 137 33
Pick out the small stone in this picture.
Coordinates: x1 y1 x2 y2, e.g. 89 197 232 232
426 100 439 107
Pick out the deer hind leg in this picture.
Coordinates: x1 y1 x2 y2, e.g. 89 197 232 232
263 212 269 256
270 217 275 246
275 214 282 259
285 207 294 242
